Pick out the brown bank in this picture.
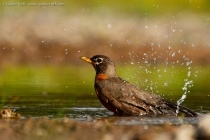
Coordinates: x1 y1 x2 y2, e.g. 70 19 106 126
0 115 209 140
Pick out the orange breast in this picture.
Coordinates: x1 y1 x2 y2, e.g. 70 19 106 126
95 74 107 81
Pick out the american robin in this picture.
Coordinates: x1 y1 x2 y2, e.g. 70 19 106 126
80 55 197 117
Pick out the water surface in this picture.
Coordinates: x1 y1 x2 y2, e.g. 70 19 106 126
1 66 210 125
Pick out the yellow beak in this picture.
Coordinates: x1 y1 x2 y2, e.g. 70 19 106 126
80 56 92 64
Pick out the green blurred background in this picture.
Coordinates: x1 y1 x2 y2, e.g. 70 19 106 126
0 0 210 114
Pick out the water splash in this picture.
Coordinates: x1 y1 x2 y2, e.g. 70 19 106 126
176 58 193 116
176 80 193 115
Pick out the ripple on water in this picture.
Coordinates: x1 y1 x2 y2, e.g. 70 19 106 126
6 106 207 125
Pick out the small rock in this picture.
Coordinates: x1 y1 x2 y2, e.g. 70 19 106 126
0 108 21 119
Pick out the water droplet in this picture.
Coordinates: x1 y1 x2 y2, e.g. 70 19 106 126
181 94 186 101
172 52 175 57
187 71 191 77
182 87 187 91
186 61 193 66
164 82 168 86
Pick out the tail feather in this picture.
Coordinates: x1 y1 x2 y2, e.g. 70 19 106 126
165 101 197 117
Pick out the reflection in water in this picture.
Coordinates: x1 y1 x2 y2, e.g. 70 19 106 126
8 105 203 125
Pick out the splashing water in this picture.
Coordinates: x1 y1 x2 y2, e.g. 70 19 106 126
176 59 193 116
176 80 193 115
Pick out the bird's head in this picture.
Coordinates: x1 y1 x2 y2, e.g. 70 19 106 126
80 55 117 77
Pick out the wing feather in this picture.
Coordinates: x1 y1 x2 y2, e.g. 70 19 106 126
95 77 197 117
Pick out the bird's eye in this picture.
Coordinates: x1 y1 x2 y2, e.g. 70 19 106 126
97 58 103 63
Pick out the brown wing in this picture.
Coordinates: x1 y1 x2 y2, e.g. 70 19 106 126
95 77 163 115
95 77 197 117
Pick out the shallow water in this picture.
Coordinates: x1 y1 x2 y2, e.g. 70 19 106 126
1 66 210 125
3 92 209 125
5 106 203 125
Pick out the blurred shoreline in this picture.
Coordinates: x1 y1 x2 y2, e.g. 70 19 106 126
0 11 210 66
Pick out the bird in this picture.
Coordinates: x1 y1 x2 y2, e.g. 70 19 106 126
80 55 197 117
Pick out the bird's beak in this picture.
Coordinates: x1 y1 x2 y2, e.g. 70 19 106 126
80 56 92 64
